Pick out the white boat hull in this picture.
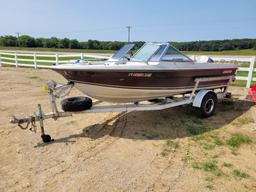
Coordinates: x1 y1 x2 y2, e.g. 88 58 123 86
75 82 228 103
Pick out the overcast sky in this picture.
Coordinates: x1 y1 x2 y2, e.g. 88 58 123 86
0 0 255 42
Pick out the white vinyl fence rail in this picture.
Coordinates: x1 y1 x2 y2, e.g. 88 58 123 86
0 51 90 69
192 55 256 88
0 51 255 88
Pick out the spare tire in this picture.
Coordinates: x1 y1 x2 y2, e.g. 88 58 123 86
61 96 92 112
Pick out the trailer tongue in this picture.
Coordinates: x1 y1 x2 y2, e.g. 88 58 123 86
10 76 233 143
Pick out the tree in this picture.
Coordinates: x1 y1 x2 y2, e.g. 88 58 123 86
51 37 60 48
70 39 80 49
19 35 36 47
80 42 88 49
87 40 101 49
35 38 43 47
0 35 17 46
60 38 71 49
42 37 59 48
0 35 256 51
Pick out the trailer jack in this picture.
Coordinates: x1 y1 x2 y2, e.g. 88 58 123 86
10 80 74 143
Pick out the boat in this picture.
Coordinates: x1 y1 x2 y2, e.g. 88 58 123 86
52 42 237 103
10 43 238 143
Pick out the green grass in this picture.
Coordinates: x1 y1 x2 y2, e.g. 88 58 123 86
223 162 233 168
206 184 214 190
236 71 256 78
226 133 252 148
0 46 115 54
232 117 255 126
192 132 225 152
182 118 210 136
231 81 247 87
141 131 161 139
233 169 250 178
192 160 223 176
1 46 255 55
184 49 256 56
136 129 165 140
1 54 97 61
161 140 179 156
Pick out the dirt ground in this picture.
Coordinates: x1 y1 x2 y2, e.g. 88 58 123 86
0 67 256 192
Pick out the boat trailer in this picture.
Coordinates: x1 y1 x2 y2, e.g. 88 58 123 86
10 76 233 143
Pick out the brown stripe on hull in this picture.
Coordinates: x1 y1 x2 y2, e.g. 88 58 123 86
53 68 236 89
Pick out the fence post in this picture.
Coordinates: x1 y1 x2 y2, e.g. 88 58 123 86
56 53 59 65
15 52 18 67
246 56 256 88
34 53 37 69
0 52 2 67
80 53 84 60
191 55 195 61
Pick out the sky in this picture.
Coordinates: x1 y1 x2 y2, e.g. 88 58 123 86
0 0 255 42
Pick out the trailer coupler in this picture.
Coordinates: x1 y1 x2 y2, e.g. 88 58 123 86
10 104 72 143
10 80 74 143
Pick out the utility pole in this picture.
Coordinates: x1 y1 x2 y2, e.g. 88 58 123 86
16 32 20 47
126 26 131 42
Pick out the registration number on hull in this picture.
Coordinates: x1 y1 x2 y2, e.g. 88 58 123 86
222 70 233 74
128 73 152 77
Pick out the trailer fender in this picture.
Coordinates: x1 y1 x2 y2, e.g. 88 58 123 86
192 90 216 108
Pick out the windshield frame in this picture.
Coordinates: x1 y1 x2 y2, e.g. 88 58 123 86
160 44 193 62
130 42 193 62
131 43 165 62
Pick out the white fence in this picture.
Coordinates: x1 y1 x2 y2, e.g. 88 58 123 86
0 51 255 88
0 51 109 69
192 55 256 88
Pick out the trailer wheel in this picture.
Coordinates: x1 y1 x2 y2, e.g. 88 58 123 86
61 96 92 112
198 92 217 118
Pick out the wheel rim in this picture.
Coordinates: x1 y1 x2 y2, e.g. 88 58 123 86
204 99 214 114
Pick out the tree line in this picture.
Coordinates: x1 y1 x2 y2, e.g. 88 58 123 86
171 39 256 51
0 35 255 51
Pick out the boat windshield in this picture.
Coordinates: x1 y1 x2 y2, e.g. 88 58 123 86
149 44 168 61
161 46 192 62
131 43 161 61
111 44 135 60
130 43 192 62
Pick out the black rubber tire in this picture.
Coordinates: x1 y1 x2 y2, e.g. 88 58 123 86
198 92 217 118
41 134 53 143
61 96 92 112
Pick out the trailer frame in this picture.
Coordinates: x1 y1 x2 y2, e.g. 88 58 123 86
10 76 233 143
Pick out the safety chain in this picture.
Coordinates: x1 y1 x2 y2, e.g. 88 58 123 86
17 116 37 133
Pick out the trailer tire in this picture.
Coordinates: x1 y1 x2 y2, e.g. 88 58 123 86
198 92 217 118
61 96 92 112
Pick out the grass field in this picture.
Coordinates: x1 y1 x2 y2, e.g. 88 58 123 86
1 46 256 56
0 46 115 54
184 49 256 56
